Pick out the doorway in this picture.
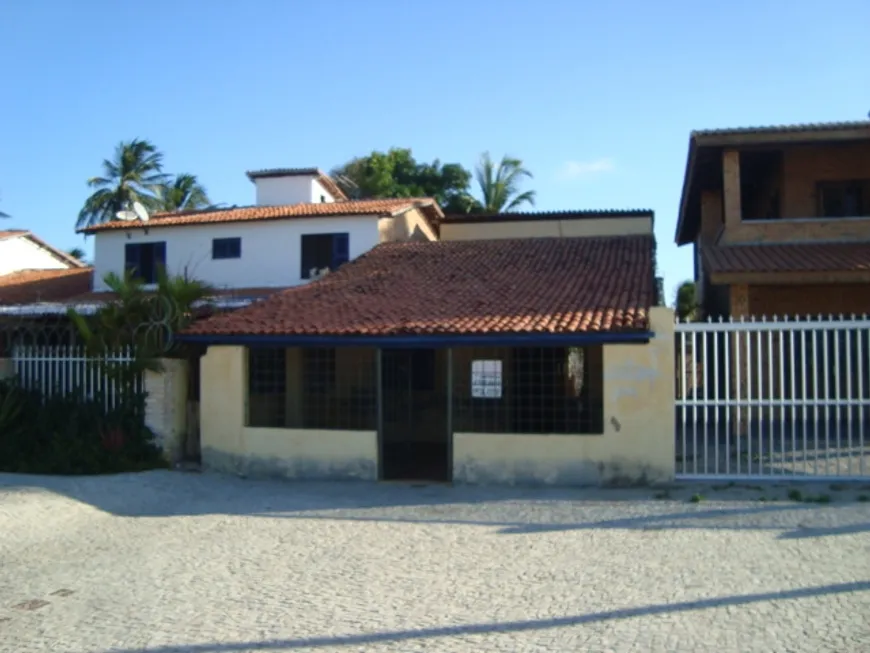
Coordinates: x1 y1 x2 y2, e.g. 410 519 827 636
380 348 450 482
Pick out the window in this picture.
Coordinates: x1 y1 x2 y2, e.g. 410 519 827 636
452 346 604 435
212 237 241 259
320 195 326 203
247 347 286 427
125 242 166 284
818 180 869 218
246 347 376 430
301 233 349 279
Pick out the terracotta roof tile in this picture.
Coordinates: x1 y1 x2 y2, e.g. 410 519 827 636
0 269 94 305
705 242 870 275
185 236 654 338
79 198 441 234
0 230 28 240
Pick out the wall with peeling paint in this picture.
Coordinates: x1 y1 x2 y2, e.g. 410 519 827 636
452 307 676 486
199 345 378 480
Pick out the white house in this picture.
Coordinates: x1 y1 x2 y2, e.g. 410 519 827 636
0 230 86 277
81 168 441 294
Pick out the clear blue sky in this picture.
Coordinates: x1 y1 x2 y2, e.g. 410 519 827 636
1 0 868 302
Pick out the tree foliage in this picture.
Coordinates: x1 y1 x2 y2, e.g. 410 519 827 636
331 148 537 215
331 148 478 213
473 152 536 213
77 140 214 228
674 280 699 321
154 173 211 212
66 247 87 263
67 267 214 381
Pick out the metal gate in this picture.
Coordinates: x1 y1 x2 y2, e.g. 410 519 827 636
675 316 870 480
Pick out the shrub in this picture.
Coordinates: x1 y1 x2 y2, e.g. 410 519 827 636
0 379 166 475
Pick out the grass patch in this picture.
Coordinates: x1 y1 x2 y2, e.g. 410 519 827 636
829 483 847 492
757 496 768 502
787 489 803 502
689 494 704 504
857 495 869 503
804 494 832 504
653 491 671 500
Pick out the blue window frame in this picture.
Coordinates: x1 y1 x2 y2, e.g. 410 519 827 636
300 233 349 279
212 237 242 259
125 242 166 284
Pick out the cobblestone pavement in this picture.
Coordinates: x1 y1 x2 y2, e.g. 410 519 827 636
1 472 869 653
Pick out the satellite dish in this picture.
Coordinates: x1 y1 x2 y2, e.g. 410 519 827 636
115 210 138 221
133 201 150 222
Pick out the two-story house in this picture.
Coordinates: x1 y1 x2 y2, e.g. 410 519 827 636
675 120 870 319
79 167 440 298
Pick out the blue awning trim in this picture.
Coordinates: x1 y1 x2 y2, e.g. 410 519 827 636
178 331 654 348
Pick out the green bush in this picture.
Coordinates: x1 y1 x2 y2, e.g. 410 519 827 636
0 379 166 475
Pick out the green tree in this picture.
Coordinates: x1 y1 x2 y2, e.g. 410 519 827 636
77 139 168 229
473 152 536 212
66 247 87 263
154 174 211 212
331 148 476 213
674 280 699 321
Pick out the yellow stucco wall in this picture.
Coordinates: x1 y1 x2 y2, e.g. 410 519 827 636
378 207 438 243
199 345 378 479
440 217 652 241
452 307 676 486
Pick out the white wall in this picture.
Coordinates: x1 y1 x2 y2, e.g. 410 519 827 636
254 175 336 206
92 217 380 292
0 236 69 276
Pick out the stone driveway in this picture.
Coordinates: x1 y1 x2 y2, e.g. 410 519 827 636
0 471 868 653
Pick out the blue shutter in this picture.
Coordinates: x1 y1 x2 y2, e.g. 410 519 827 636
125 244 140 277
331 233 349 269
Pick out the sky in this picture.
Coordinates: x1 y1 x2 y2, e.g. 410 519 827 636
1 0 868 303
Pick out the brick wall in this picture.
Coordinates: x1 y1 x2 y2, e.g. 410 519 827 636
749 283 870 318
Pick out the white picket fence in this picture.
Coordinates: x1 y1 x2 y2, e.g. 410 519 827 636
12 345 142 409
675 316 870 481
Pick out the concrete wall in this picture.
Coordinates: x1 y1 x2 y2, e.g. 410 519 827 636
452 307 675 486
0 358 13 380
144 359 189 464
378 207 438 243
0 235 69 276
200 346 377 480
440 216 652 241
253 175 338 205
92 217 380 292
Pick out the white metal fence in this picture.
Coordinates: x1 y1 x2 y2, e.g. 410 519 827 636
11 345 143 409
675 316 870 480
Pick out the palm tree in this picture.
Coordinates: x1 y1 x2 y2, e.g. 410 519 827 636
473 152 536 213
154 174 211 213
76 139 167 229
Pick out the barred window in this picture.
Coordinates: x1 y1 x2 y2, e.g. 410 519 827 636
247 347 286 427
246 347 376 430
452 346 604 435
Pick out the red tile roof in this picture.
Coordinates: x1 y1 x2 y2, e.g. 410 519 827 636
79 198 442 234
704 242 870 275
0 269 94 305
245 167 349 201
185 236 654 338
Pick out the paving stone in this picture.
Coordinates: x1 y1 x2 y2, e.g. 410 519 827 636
0 471 868 652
